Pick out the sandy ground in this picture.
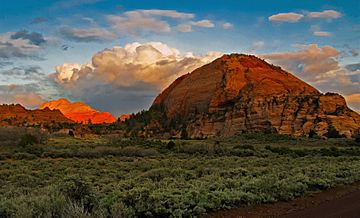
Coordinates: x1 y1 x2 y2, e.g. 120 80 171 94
207 182 360 218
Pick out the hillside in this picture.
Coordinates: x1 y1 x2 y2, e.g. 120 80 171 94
152 54 360 138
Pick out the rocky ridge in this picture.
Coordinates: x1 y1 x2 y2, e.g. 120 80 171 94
39 98 116 124
0 104 72 126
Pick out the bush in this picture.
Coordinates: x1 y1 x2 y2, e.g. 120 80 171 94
59 176 97 214
0 127 48 147
18 134 39 147
166 141 176 150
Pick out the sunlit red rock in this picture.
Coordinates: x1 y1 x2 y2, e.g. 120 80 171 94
119 114 133 121
152 54 360 138
39 98 117 124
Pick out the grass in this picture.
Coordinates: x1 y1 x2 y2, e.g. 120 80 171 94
0 133 359 217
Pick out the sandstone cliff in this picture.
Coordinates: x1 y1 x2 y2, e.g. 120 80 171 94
39 98 117 124
152 54 360 138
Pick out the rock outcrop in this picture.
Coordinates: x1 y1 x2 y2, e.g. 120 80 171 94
119 114 133 122
152 54 360 138
39 98 117 124
0 104 72 126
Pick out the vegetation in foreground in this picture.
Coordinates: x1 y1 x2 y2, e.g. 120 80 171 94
0 127 360 217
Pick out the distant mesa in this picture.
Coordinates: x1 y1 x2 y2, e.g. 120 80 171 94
39 98 117 124
0 104 72 126
152 54 360 138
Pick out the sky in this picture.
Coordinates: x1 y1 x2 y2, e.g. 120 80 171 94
0 0 359 116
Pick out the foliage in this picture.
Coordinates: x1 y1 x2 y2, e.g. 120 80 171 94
1 135 360 217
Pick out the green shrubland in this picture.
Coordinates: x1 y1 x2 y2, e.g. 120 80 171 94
0 133 360 217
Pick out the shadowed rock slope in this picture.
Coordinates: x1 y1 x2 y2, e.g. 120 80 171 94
152 54 360 138
0 104 72 126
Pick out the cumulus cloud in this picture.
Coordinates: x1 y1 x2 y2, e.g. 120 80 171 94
54 42 221 89
313 31 331 37
191 20 215 28
268 12 304 23
307 10 342 19
59 27 117 42
0 31 47 59
222 22 233 29
52 42 221 114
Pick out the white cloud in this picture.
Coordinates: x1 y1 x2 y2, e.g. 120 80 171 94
313 31 331 37
222 22 233 29
191 20 215 28
54 42 222 89
268 12 304 23
308 10 342 19
54 63 93 83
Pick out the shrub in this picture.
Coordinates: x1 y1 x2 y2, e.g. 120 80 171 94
12 152 37 160
59 176 97 213
18 134 39 147
166 141 176 150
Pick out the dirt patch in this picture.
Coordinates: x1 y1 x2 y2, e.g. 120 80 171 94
207 182 360 218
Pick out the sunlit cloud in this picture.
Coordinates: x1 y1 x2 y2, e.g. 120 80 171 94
191 20 215 28
313 31 331 37
268 12 304 23
307 10 342 19
51 42 222 114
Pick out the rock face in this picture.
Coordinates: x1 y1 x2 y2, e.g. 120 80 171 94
0 104 72 126
152 54 360 138
39 98 116 124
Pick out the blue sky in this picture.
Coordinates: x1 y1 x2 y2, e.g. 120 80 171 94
0 0 359 115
